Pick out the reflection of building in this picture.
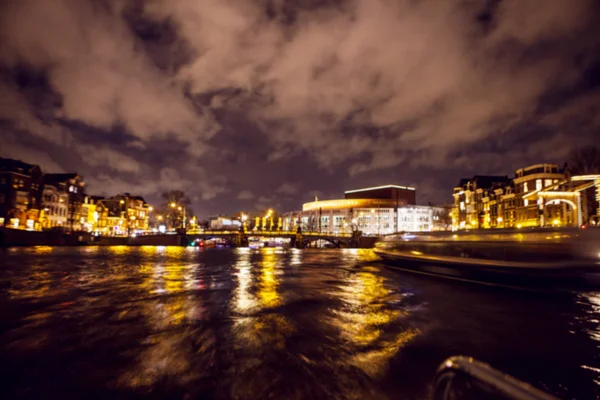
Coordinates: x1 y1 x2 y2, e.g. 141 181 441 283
453 163 600 230
282 185 450 235
0 158 44 230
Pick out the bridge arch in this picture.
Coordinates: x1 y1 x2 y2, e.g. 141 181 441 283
543 198 578 226
189 235 238 247
544 198 577 209
302 237 345 248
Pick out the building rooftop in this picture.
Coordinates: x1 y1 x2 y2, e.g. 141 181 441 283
0 157 40 174
344 184 415 194
457 175 510 190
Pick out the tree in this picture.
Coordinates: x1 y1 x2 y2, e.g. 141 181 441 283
160 190 193 230
567 146 600 175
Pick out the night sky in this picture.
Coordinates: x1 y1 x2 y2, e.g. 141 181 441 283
1 0 599 217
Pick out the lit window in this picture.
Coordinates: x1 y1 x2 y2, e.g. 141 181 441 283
545 179 552 187
536 179 542 191
524 199 529 207
523 182 528 192
460 201 465 211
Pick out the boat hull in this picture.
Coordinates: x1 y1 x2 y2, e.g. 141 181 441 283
374 228 600 290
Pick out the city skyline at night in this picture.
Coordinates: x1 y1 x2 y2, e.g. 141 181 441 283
0 0 599 216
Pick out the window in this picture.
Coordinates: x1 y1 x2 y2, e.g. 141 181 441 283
545 179 552 187
536 179 542 191
460 201 465 211
524 199 529 207
523 182 528 192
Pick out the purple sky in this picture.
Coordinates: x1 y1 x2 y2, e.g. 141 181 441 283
1 0 599 217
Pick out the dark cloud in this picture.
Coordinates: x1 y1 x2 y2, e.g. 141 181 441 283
1 0 599 216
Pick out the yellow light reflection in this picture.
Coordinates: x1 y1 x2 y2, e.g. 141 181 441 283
120 257 205 390
32 246 53 254
233 249 257 313
109 245 129 255
333 267 419 378
257 249 281 308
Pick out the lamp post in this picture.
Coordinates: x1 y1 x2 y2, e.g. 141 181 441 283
169 202 186 230
241 213 248 232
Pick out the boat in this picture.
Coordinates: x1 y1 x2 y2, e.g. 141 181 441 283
374 227 600 289
433 356 559 400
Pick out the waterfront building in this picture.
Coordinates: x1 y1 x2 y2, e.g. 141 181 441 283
43 173 86 230
282 185 449 235
79 195 103 232
0 158 44 230
95 193 150 235
453 163 600 230
452 175 511 230
40 183 69 229
209 215 242 230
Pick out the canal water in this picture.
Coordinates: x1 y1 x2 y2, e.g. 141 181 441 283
0 246 599 400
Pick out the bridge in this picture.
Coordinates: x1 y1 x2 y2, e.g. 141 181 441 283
184 229 368 248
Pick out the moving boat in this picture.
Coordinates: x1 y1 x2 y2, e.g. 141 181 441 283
374 227 600 289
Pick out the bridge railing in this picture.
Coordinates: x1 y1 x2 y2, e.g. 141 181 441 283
185 230 353 238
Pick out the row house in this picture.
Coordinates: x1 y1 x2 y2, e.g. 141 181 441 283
95 193 150 236
43 173 86 230
453 163 600 230
0 158 44 230
0 157 89 231
452 175 511 229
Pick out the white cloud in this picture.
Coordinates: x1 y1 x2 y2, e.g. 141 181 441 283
275 183 298 195
77 145 141 174
237 190 255 200
0 0 220 155
143 0 598 174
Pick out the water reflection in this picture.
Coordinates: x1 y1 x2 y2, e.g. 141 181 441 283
227 248 295 398
258 249 281 308
119 251 212 390
2 247 598 400
577 292 600 385
333 261 418 378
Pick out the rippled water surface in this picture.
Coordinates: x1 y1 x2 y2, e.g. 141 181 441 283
1 246 599 399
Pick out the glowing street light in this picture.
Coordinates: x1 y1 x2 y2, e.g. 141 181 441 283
170 202 176 208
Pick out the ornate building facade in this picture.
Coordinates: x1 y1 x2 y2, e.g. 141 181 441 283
453 164 600 230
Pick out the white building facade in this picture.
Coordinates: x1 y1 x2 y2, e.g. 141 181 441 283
282 201 448 235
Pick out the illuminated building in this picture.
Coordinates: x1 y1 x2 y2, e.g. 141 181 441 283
209 215 242 230
453 175 511 230
453 164 600 230
79 195 103 232
40 184 69 229
282 185 449 235
0 158 43 230
95 193 150 236
43 173 86 231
